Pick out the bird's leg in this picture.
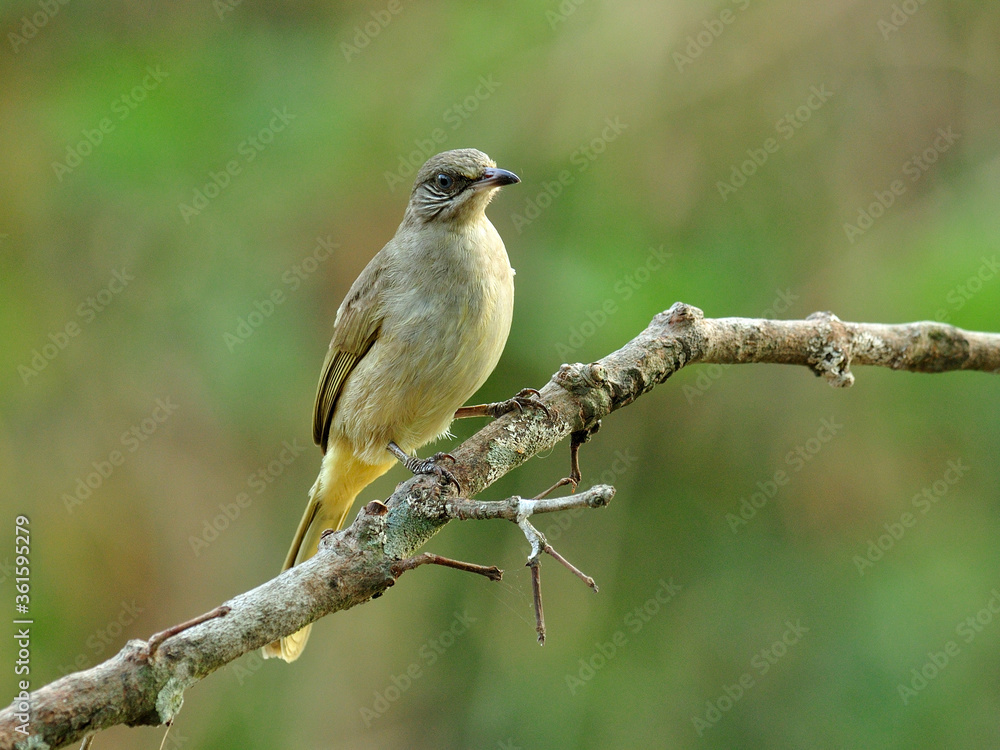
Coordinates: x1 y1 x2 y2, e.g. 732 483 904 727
387 441 461 492
454 388 551 420
535 421 602 499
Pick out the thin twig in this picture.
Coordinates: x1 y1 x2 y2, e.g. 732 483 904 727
391 552 503 581
529 558 545 645
544 544 598 592
147 606 231 656
157 723 173 750
536 423 601 498
4 304 999 750
445 485 616 522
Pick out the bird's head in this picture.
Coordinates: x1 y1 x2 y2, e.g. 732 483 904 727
405 148 520 225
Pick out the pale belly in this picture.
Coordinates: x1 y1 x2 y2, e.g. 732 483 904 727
331 269 514 465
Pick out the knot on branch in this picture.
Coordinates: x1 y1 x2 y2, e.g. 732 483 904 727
907 323 973 372
9 303 1000 750
554 363 613 430
806 311 855 388
659 301 704 326
555 362 608 394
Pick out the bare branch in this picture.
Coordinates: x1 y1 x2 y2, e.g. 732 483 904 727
390 553 503 581
3 303 997 750
443 485 615 522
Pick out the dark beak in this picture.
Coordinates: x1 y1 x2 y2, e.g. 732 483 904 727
473 167 520 190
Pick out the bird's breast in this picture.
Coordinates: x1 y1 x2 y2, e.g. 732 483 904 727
401 218 514 388
334 217 514 460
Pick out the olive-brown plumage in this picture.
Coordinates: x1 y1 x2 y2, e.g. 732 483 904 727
264 149 519 661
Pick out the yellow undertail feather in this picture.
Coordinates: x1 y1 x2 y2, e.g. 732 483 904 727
262 442 393 662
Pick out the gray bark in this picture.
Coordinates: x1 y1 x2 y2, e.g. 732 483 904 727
2 303 997 750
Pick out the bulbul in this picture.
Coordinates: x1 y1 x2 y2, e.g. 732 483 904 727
263 149 521 662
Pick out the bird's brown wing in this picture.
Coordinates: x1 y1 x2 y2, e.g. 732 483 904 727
312 261 386 452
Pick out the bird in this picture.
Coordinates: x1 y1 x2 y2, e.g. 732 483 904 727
263 148 525 662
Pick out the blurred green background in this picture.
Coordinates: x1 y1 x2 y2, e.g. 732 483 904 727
2 1 999 748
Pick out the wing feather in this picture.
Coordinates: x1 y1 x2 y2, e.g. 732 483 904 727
312 258 388 452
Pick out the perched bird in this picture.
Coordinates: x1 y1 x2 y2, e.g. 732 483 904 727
264 149 523 661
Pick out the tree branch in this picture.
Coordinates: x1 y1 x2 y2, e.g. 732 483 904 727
3 303 998 749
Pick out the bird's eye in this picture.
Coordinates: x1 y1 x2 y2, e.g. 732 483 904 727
435 173 454 190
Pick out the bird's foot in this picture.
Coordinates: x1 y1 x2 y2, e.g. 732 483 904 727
388 442 461 492
489 388 551 419
454 388 551 421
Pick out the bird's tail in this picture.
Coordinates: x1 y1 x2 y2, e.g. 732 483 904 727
262 442 393 662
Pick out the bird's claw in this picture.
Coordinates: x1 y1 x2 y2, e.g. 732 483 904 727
492 388 551 419
406 452 460 492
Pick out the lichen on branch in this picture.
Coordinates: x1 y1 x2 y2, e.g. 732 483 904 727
3 303 997 750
